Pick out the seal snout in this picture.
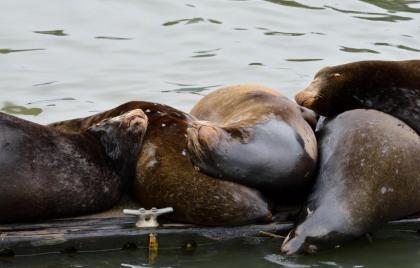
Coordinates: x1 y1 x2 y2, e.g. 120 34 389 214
295 89 319 109
107 109 148 134
280 230 309 256
295 76 324 109
123 109 148 132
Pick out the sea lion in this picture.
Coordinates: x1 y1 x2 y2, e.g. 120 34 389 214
295 60 420 134
50 101 272 225
0 109 147 223
187 84 318 202
281 109 420 255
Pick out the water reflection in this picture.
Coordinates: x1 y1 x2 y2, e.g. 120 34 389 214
264 31 305 36
163 17 222 26
265 254 312 267
249 62 264 66
32 81 57 87
374 42 420 52
121 264 148 268
285 59 323 62
192 48 221 58
208 19 222 24
1 102 42 116
95 36 132 40
27 98 76 105
0 48 44 54
339 46 380 54
325 5 412 22
354 14 412 22
360 0 420 13
33 30 68 36
264 0 323 10
162 84 220 94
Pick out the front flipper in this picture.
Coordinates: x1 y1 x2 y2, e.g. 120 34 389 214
187 119 315 195
299 106 318 130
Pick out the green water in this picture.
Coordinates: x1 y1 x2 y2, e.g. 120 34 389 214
1 0 420 267
2 222 420 268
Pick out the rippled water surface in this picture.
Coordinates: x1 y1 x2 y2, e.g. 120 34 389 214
2 0 420 124
1 0 420 267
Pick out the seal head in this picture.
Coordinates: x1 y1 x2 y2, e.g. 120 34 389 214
88 109 148 183
295 60 420 133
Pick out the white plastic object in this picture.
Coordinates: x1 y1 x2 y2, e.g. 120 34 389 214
122 207 174 228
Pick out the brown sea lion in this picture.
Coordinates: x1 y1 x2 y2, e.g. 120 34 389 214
0 109 147 223
186 84 318 202
50 101 271 225
295 60 420 134
281 109 420 255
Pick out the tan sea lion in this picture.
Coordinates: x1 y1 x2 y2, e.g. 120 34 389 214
295 60 420 134
50 101 272 225
281 109 420 255
0 109 147 223
187 84 318 203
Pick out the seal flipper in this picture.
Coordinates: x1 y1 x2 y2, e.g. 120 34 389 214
299 106 318 130
187 119 314 196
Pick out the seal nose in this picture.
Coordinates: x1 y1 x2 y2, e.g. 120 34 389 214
280 230 305 256
296 90 320 108
124 109 148 129
196 124 220 149
295 78 320 107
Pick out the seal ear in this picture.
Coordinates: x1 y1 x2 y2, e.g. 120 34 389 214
299 106 318 130
328 73 341 79
314 66 331 78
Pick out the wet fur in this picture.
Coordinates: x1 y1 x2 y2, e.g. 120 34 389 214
281 110 420 255
187 84 318 203
296 60 420 134
50 101 272 225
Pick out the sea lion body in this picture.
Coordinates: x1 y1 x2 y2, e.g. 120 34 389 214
281 109 420 255
51 101 271 225
187 85 318 202
295 60 420 133
0 109 147 223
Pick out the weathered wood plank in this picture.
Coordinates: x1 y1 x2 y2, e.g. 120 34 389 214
0 214 293 256
0 204 418 257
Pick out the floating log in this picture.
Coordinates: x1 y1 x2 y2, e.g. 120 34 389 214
0 215 293 256
1 199 419 257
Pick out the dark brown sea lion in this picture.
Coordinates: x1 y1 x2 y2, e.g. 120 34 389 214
186 84 318 202
295 60 420 133
281 109 420 255
51 101 271 225
0 109 147 223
